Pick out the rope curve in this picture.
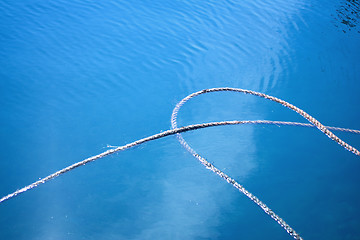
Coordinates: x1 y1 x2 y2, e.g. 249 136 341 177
1 87 359 240
171 87 359 240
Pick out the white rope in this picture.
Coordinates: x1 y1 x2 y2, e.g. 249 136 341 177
1 87 359 240
171 87 359 240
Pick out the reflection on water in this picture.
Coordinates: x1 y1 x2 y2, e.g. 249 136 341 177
1 0 360 239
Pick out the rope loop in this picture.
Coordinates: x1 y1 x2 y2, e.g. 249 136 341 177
1 87 359 240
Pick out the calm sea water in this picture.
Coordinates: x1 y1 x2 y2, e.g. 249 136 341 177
1 0 360 239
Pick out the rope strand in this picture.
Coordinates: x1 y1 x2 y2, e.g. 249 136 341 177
1 87 359 240
171 87 360 240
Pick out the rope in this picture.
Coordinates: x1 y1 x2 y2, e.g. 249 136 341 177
171 88 359 240
1 87 359 240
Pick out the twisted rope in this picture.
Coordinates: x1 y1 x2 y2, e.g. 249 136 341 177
171 87 360 240
1 87 359 240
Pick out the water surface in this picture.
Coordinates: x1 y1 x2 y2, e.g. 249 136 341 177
0 0 360 239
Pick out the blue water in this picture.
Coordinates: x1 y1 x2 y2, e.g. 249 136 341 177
1 0 360 239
